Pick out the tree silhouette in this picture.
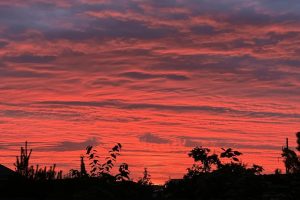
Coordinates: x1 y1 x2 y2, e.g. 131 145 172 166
188 146 220 173
186 146 263 178
4 137 300 200
14 141 32 177
138 168 152 185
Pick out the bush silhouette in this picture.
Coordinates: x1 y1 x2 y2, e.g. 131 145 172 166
185 146 263 179
115 163 130 181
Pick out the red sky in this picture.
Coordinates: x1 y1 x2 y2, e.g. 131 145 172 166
0 0 300 184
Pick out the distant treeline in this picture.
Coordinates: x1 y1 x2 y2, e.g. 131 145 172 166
0 132 299 200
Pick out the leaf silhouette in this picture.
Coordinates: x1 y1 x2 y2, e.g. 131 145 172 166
233 157 239 162
89 154 94 159
118 143 122 148
111 154 116 159
234 151 242 156
106 160 112 165
86 146 93 154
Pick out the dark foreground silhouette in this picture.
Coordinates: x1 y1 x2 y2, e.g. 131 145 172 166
0 174 300 200
0 132 299 200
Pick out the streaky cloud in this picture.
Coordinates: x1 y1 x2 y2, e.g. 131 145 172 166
36 100 300 119
37 137 100 152
139 133 170 144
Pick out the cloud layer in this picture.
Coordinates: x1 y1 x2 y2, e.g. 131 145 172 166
1 0 300 183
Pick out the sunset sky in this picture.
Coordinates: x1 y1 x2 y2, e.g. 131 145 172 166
1 0 300 184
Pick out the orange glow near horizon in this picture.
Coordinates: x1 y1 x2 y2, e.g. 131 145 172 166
1 0 300 184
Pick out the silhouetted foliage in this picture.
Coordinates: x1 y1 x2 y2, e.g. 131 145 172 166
115 163 130 181
187 146 220 173
274 168 282 175
68 169 81 178
84 143 123 180
186 146 263 179
216 148 263 175
280 132 300 174
249 164 264 175
14 141 62 180
282 147 300 174
85 145 99 177
68 156 88 179
80 155 87 177
29 164 62 180
138 168 152 185
3 135 300 200
297 131 300 152
104 143 122 175
14 141 32 177
220 148 242 162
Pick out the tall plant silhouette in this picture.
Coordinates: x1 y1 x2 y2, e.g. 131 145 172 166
14 141 32 177
138 168 152 185
282 148 299 174
80 155 87 177
281 132 300 174
31 164 62 180
14 141 62 180
85 143 122 177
